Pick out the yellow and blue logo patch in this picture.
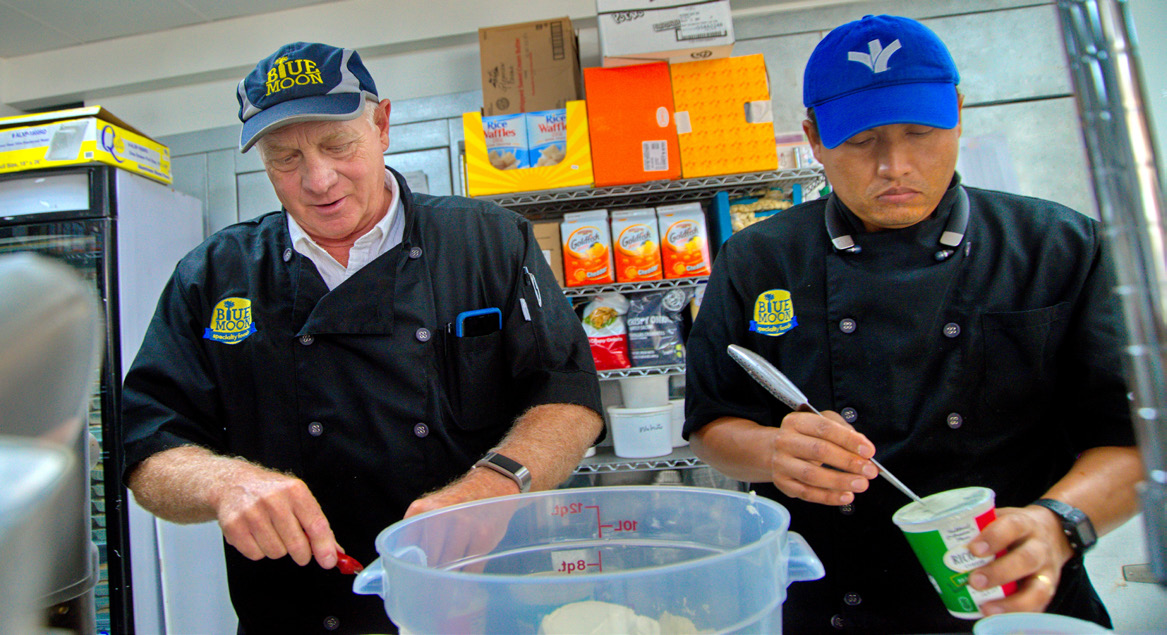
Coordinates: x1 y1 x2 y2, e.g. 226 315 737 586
204 297 256 344
750 289 797 336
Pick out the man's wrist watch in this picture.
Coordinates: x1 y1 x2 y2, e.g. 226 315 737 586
474 450 531 493
1032 498 1098 556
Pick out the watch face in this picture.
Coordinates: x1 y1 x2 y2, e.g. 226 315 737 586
1076 516 1098 547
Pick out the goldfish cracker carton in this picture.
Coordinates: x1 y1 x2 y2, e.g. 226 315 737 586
657 203 712 278
482 114 529 170
562 209 616 286
611 208 663 282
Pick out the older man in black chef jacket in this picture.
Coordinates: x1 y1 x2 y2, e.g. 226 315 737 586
121 42 602 634
684 15 1143 634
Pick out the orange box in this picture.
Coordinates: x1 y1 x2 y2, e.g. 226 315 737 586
583 62 681 187
611 208 663 282
561 209 616 286
670 54 779 178
657 203 711 278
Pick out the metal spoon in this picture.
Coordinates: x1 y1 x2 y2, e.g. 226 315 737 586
726 344 929 508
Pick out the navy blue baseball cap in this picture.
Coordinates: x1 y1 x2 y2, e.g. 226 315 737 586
236 42 379 152
803 15 960 149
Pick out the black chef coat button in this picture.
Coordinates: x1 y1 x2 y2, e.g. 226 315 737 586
413 423 429 438
409 246 423 259
841 407 858 423
943 322 961 338
947 412 963 429
299 334 314 346
839 318 857 334
844 592 862 606
323 615 339 631
416 327 431 342
308 421 323 437
282 248 293 262
840 503 854 515
831 614 845 629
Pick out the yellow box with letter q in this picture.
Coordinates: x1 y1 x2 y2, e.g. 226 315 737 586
0 106 172 184
463 100 593 197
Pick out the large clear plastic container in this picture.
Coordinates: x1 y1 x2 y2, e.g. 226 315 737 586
354 485 823 634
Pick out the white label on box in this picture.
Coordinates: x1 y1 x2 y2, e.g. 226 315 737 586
677 7 730 41
674 111 692 134
643 140 669 172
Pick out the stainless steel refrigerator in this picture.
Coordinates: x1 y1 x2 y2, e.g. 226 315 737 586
0 165 201 634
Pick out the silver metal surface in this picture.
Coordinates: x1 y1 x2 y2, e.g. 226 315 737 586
726 344 928 507
563 276 707 299
1056 0 1167 586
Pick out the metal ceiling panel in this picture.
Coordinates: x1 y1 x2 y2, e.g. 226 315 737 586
0 4 81 57
178 0 339 22
0 0 201 47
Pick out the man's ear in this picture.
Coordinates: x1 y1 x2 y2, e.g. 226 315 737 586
802 118 824 163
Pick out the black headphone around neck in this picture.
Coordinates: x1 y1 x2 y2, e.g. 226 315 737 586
825 186 970 261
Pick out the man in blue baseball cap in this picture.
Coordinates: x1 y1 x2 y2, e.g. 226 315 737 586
685 15 1142 633
121 42 603 633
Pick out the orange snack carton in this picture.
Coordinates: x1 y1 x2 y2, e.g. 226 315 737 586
561 209 616 286
657 203 712 278
582 62 681 187
611 208 663 282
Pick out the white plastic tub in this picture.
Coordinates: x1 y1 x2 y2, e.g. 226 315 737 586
607 405 672 458
617 375 669 408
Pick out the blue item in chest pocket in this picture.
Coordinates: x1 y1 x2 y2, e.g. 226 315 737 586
454 307 502 337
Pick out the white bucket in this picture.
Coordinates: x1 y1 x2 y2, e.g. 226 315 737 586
668 398 687 447
617 375 669 408
607 405 672 458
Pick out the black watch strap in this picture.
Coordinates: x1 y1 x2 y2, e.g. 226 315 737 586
1033 498 1098 556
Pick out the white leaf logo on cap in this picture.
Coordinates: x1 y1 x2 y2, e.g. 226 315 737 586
848 38 902 73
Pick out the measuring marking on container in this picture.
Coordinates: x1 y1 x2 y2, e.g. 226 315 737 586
551 548 603 574
549 503 637 539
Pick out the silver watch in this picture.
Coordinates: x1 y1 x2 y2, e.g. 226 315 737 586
474 450 531 493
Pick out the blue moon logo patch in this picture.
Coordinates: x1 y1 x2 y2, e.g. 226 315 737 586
204 297 257 344
750 289 797 336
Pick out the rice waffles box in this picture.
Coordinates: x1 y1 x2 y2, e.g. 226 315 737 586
0 106 172 184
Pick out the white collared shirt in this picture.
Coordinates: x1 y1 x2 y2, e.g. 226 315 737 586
287 168 405 290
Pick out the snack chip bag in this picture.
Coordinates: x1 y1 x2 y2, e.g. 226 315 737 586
611 208 663 282
562 210 616 286
657 203 712 278
581 293 631 370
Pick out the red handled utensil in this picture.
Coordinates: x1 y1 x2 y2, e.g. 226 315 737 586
336 551 364 575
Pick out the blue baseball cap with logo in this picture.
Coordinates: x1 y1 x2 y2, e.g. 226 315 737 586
236 42 379 152
803 15 960 149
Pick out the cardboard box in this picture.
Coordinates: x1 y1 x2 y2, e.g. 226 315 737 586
596 0 734 67
583 62 681 187
463 100 594 197
479 17 583 116
532 221 566 287
670 54 778 178
0 106 172 184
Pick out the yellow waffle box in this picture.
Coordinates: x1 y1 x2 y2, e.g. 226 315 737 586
562 209 615 286
670 54 778 178
0 106 172 184
463 100 593 197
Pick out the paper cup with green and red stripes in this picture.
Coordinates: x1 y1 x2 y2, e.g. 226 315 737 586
892 487 1018 619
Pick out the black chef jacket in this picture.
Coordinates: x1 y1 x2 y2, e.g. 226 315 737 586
122 169 603 634
685 177 1134 634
